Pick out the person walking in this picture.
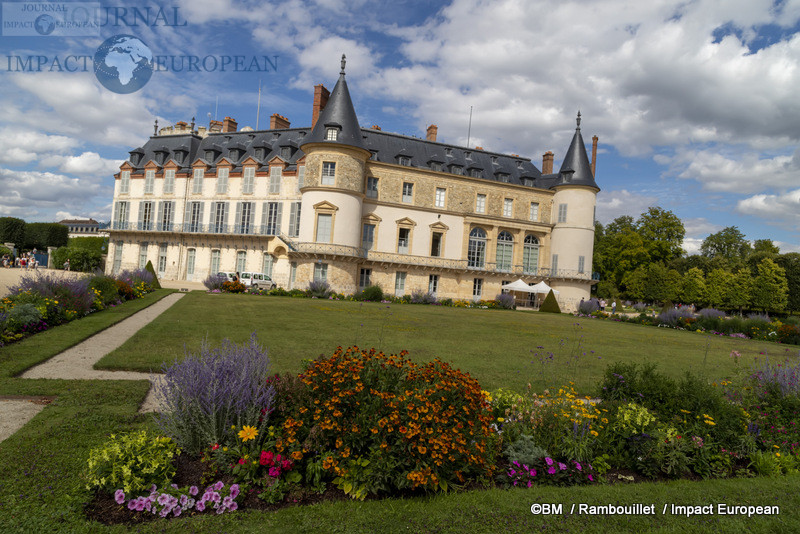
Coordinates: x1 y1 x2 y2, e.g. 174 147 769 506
611 301 617 314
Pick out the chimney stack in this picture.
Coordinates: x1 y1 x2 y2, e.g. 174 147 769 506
222 116 238 133
270 114 291 129
370 125 381 130
591 135 598 177
312 84 330 129
209 120 223 133
426 124 438 142
542 151 554 174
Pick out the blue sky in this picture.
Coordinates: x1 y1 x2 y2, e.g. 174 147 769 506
1 0 799 254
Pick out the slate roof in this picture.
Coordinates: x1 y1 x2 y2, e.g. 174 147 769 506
537 112 599 190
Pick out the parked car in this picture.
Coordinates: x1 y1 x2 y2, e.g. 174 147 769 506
239 272 275 290
217 272 238 282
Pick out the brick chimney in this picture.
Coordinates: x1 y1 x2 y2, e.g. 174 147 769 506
591 135 598 177
426 124 438 142
209 120 223 133
370 125 381 130
270 114 291 129
311 84 330 129
222 116 238 133
542 151 554 174
475 146 483 150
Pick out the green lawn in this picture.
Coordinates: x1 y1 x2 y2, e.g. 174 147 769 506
96 292 794 393
2 290 800 533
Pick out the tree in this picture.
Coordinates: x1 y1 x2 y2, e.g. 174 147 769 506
750 258 788 313
622 266 647 301
643 263 672 304
636 207 685 264
700 227 752 262
775 253 800 313
752 239 780 255
23 223 68 250
0 217 26 245
681 267 706 305
705 268 734 309
726 269 752 314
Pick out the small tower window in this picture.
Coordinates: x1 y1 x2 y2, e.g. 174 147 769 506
326 128 338 141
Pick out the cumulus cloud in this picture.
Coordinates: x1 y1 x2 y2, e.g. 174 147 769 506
736 189 800 227
0 168 111 221
595 189 658 224
682 217 724 238
0 130 79 165
39 152 124 177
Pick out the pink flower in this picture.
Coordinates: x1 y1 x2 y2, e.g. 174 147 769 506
269 466 280 477
114 489 125 504
558 462 567 471
545 457 554 466
281 460 293 471
238 458 246 465
575 462 582 471
229 484 240 499
196 501 206 512
260 450 274 466
588 474 594 482
547 466 556 475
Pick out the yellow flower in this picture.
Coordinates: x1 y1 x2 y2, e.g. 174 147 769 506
238 425 258 442
497 417 505 423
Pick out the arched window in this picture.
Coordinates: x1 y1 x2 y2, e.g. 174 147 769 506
523 235 540 274
496 231 514 272
468 227 487 268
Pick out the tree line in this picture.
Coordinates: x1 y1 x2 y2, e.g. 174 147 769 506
593 208 798 314
0 217 69 250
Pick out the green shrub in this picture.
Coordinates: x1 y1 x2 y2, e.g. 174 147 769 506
144 260 162 289
221 280 246 293
539 290 561 313
504 434 549 466
89 274 120 307
115 279 135 300
51 246 102 272
360 285 384 302
83 431 179 494
6 303 43 332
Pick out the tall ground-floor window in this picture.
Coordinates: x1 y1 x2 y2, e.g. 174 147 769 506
138 243 148 270
262 254 274 277
112 241 123 273
158 244 167 275
496 231 513 271
289 262 297 289
468 228 486 268
473 278 483 299
314 262 328 283
236 251 247 273
523 235 540 274
186 248 196 281
395 271 406 297
210 250 221 274
359 268 371 288
428 274 439 295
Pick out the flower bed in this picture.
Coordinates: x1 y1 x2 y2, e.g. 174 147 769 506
0 269 156 346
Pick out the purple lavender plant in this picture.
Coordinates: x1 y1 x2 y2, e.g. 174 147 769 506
202 273 227 291
495 293 515 310
751 358 800 397
656 307 694 327
307 280 332 298
9 272 95 316
698 308 726 319
154 333 275 454
410 289 437 304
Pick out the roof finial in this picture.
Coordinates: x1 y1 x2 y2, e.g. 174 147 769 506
154 119 158 136
190 116 195 132
576 110 581 129
340 53 346 75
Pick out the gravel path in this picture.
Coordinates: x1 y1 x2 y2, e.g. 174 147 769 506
1 292 186 444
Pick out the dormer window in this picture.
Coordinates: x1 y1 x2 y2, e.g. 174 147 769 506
254 147 265 161
430 162 442 172
450 165 463 175
491 156 498 165
497 173 509 183
272 132 280 140
516 160 523 169
129 148 144 166
229 148 241 161
465 151 472 159
205 150 215 162
369 150 378 161
326 128 338 141
469 168 482 178
280 146 292 159
154 150 167 165
445 148 453 157
398 156 411 166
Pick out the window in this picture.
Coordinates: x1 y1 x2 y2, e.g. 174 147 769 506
210 250 220 274
314 262 328 282
205 150 215 162
281 146 292 159
503 198 513 217
236 251 246 273
263 202 282 235
262 254 274 277
163 169 175 194
558 203 567 223
297 166 305 191
359 268 371 288
428 274 439 295
435 188 446 208
288 202 301 237
398 156 411 166
211 202 228 233
529 202 539 221
397 227 410 254
192 168 204 194
138 243 148 270
551 254 558 273
523 235 540 274
157 201 174 231
242 167 255 194
216 168 229 194
144 170 155 194
431 162 442 172
120 171 130 194
362 223 375 250
366 177 378 198
473 278 483 298
465 151 472 159
235 202 254 234
467 227 487 268
186 201 203 233
491 156 498 165
139 201 154 231
326 128 338 141
289 262 297 289
578 255 585 274
430 232 442 257
476 194 486 213
316 213 332 243
269 166 282 194
113 201 129 229
158 244 167 275
445 148 452 156
516 160 523 169
186 249 196 281
496 231 513 272
402 182 413 203
112 241 123 273
451 165 463 175
469 169 482 178
322 162 336 185
395 272 406 297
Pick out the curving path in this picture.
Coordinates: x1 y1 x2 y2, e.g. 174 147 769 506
1 292 185 444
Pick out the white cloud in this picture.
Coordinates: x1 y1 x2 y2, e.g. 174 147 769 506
0 130 78 165
775 240 800 254
682 217 724 238
595 189 658 224
0 168 111 221
39 152 124 177
736 189 800 226
683 237 705 256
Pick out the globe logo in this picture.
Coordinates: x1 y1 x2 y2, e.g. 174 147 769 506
35 14 56 35
93 35 154 94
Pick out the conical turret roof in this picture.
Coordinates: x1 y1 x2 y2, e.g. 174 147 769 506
301 54 366 151
557 112 599 190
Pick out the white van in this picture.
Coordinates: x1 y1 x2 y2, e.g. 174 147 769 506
239 272 275 290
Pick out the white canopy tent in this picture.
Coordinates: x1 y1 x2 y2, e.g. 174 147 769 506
529 281 559 295
503 279 537 293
